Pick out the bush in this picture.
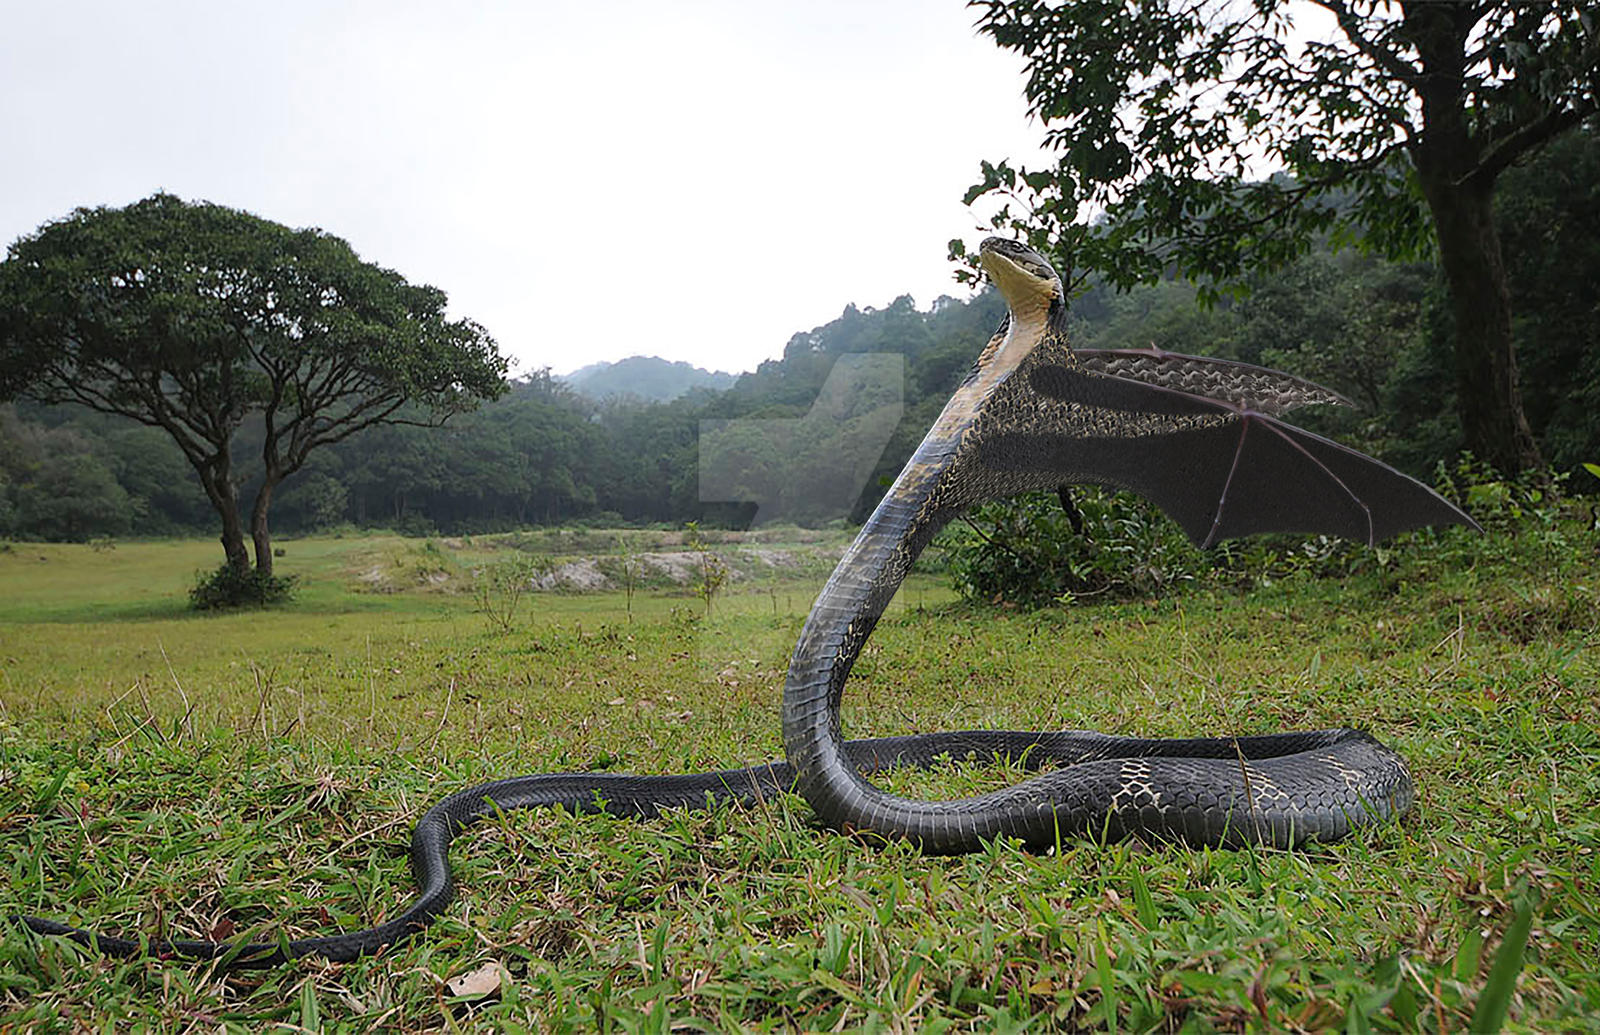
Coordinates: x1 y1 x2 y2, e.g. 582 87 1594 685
944 488 1203 609
943 458 1593 610
189 563 297 610
1434 454 1564 531
392 514 438 538
472 554 552 632
942 487 1361 609
685 521 729 615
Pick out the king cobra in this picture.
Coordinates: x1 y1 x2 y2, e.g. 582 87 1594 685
21 239 1475 966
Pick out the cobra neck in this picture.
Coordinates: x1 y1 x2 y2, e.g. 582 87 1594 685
780 396 965 808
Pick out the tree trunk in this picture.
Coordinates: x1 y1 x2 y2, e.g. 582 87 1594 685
201 464 251 574
219 498 250 572
251 476 278 576
1404 1 1543 477
1415 172 1543 476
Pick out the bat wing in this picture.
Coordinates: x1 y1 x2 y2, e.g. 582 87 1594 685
976 363 1477 548
1073 347 1353 414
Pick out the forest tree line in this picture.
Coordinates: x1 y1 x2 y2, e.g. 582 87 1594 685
2 130 1596 544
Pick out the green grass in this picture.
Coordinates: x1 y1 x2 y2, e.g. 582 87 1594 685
0 522 1596 1031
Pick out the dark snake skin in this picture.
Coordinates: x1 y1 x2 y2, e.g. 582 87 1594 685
22 727 1400 966
20 240 1449 967
779 374 1414 856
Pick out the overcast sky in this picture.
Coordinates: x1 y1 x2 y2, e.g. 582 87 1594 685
0 1 1070 377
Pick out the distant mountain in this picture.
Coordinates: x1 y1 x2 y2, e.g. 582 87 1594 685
562 355 738 402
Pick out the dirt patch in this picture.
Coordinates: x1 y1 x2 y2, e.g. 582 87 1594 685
349 535 848 595
642 551 720 585
743 547 801 569
517 548 820 592
531 558 611 591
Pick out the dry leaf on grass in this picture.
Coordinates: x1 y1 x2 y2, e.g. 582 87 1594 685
445 961 509 1000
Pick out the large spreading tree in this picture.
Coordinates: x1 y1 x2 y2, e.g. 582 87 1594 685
961 0 1599 475
0 193 508 578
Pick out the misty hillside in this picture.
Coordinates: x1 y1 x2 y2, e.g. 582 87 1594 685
563 355 738 402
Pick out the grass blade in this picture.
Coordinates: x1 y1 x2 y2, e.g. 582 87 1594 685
1469 889 1538 1033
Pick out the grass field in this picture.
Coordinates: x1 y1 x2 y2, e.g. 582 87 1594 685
0 520 1596 1032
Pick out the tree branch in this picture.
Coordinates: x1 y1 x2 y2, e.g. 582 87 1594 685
36 355 219 467
1311 0 1423 89
1466 101 1599 188
1159 138 1408 249
298 395 413 460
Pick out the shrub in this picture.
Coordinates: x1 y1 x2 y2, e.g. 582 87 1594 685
944 457 1590 610
189 564 297 610
944 488 1203 609
393 514 438 538
1433 454 1565 531
685 521 729 616
472 554 552 632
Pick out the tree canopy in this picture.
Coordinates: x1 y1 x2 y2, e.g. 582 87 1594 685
961 0 1599 475
0 193 508 583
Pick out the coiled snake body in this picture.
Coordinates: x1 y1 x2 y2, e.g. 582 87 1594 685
22 239 1473 965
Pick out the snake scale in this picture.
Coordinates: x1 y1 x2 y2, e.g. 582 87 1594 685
20 238 1474 966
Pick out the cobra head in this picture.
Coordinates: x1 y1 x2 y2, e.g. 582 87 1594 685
905 239 1073 479
978 237 1063 319
947 238 1070 404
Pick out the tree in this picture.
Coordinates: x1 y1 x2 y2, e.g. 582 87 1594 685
0 407 132 541
0 194 508 578
963 1 1599 475
1494 125 1600 475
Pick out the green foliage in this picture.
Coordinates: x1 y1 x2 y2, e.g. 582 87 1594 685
0 405 132 541
1496 127 1600 477
699 353 904 526
614 534 643 620
277 472 349 531
5 142 1596 546
947 489 1200 608
948 486 1405 610
961 1 1595 475
684 521 729 616
960 2 1595 295
0 193 507 415
565 356 735 403
948 456 1600 610
0 192 508 571
188 563 297 610
472 554 552 633
1433 456 1580 541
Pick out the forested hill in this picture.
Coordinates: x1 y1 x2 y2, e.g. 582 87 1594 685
3 131 1596 542
563 356 737 402
0 289 1011 537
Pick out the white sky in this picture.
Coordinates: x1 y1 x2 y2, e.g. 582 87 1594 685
0 1 1062 377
